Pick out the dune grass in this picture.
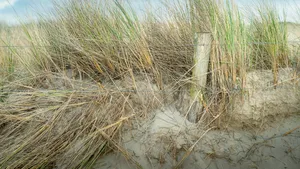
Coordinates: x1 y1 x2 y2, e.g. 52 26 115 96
250 2 289 87
0 0 298 168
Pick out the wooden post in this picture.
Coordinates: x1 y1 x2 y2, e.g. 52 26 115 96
189 32 212 123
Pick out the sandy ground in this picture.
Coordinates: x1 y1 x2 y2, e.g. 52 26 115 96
92 105 300 169
232 68 300 125
287 23 300 42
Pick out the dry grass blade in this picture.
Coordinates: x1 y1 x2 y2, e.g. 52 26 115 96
283 126 300 136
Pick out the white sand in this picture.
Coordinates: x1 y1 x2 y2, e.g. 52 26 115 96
233 68 300 124
93 105 300 169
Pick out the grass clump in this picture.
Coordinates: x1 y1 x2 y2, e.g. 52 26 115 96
185 0 249 119
39 0 154 81
250 2 289 86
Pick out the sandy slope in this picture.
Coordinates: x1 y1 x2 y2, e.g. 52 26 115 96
287 23 300 42
93 106 300 169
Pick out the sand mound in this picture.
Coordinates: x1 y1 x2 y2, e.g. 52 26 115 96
232 68 300 125
118 106 201 168
93 108 300 169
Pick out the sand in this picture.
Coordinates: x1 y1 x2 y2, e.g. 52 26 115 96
232 68 300 125
92 105 300 169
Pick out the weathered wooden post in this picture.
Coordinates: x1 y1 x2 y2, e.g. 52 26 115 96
189 32 212 123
